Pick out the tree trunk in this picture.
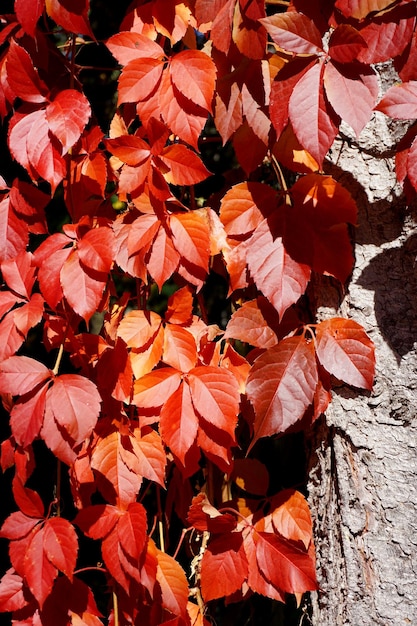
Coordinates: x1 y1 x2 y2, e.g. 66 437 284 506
307 69 417 625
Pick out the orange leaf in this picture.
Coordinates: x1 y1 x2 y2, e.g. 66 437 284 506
169 50 216 113
133 368 182 409
169 211 210 272
224 299 278 349
159 382 199 465
117 309 162 349
163 325 198 372
156 549 188 620
270 490 313 550
91 431 143 509
187 366 240 440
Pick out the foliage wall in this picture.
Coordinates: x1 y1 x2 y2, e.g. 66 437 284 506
0 0 416 624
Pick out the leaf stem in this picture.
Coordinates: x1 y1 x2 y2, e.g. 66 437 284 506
156 486 165 552
52 343 65 376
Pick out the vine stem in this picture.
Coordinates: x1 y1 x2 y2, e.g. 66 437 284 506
74 566 108 575
55 459 61 517
113 589 119 626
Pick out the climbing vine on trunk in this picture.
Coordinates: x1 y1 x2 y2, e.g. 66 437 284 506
1 0 415 624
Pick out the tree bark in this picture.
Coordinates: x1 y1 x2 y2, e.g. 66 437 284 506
307 70 417 625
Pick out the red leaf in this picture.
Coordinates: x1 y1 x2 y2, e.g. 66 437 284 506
91 431 143 508
224 299 278 349
60 250 108 322
117 309 162 349
0 196 29 263
246 218 311 320
0 355 51 396
1 250 36 299
0 568 28 612
118 58 164 105
13 293 44 336
161 144 211 186
45 0 93 37
260 12 323 55
232 2 267 60
315 318 375 390
187 493 237 533
133 368 182 409
289 62 340 167
270 490 313 549
328 24 368 64
9 109 66 192
375 81 417 119
232 120 268 175
37 245 71 310
24 177 56 231
117 502 147 561
128 427 167 487
78 226 115 274
246 337 318 447
15 0 45 37
46 89 91 152
75 504 121 539
335 0 399 20
187 366 240 440
13 476 45 518
324 62 378 137
147 226 181 289
231 458 269 496
284 173 357 282
201 532 248 601
105 135 151 166
220 181 273 236
169 50 216 113
356 3 415 65
101 526 129 591
163 325 198 372
0 313 24 362
10 384 48 447
243 527 285 601
5 40 47 104
0 511 41 540
43 517 78 580
165 286 193 325
107 32 165 66
156 549 188 620
24 525 58 608
159 70 207 149
160 382 199 465
255 531 318 594
46 374 101 445
215 83 243 145
169 211 210 272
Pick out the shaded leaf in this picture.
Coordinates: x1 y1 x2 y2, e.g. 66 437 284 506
201 532 248 601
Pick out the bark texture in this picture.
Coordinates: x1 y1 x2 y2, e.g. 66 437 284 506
308 80 417 625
